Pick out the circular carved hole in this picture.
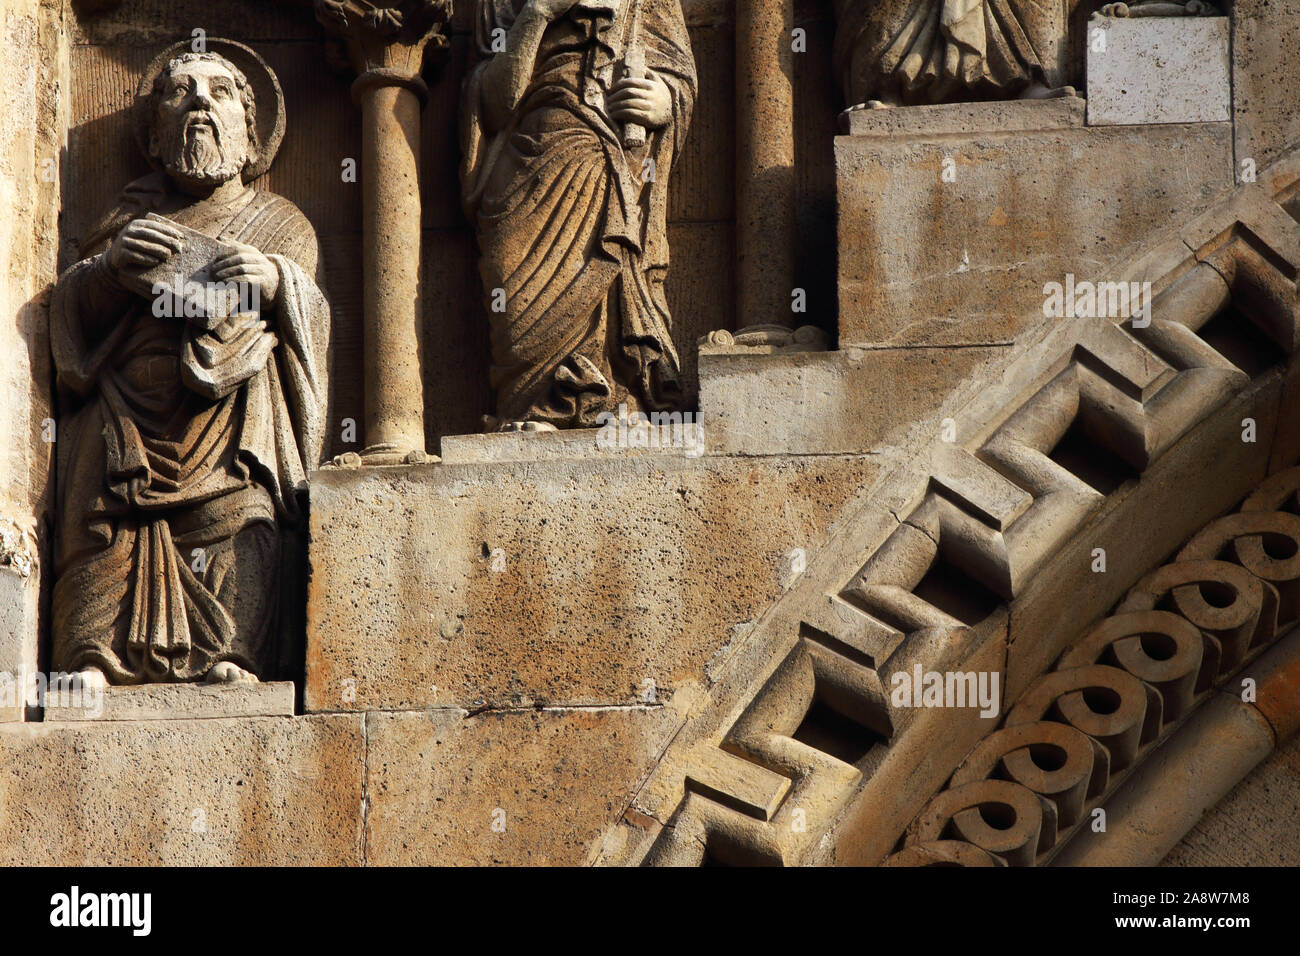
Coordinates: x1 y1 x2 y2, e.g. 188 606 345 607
1198 580 1237 609
1261 532 1298 560
1027 742 1067 772
978 802 1017 831
1081 686 1121 715
1138 631 1177 661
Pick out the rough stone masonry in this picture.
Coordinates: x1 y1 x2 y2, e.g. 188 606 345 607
0 0 1296 869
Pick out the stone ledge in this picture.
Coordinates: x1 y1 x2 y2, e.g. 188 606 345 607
43 680 296 722
842 95 1085 137
440 420 705 464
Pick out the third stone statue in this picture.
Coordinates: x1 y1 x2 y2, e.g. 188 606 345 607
461 0 696 431
833 0 1072 108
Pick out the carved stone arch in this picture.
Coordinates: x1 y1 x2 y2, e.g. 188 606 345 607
594 152 1300 867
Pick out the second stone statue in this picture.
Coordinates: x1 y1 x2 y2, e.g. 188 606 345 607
461 0 696 431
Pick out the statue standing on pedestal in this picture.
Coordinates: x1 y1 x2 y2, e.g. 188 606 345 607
461 0 696 431
833 0 1071 108
50 40 330 687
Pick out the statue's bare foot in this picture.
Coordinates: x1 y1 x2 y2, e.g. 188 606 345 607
1020 83 1077 100
499 420 559 433
70 667 108 694
206 661 259 684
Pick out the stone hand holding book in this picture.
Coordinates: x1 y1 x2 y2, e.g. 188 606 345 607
115 212 247 329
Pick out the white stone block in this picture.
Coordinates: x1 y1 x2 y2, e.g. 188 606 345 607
1086 16 1231 125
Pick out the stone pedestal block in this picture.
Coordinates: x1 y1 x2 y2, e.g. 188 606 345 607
44 681 296 722
836 102 1233 349
1086 16 1231 126
0 714 364 865
304 452 878 712
698 348 1005 456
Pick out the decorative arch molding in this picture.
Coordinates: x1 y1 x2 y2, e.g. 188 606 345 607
887 469 1300 867
594 148 1300 867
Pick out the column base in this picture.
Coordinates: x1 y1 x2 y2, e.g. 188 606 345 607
700 324 829 355
329 443 434 468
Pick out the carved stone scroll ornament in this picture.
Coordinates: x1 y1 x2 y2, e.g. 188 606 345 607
831 0 1075 109
888 468 1300 865
461 0 696 431
49 40 331 688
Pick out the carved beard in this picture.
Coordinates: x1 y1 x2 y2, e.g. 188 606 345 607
160 113 245 186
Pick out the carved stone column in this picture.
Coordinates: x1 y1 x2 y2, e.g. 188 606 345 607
315 0 451 464
735 0 796 333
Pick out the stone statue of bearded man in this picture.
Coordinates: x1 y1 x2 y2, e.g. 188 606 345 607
50 40 330 689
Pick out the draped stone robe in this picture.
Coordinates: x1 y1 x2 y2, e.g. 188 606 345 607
833 0 1064 107
462 0 696 427
50 173 329 683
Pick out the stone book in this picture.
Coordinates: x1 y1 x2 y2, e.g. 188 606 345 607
117 212 243 327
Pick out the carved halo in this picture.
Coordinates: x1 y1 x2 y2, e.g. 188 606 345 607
134 38 287 183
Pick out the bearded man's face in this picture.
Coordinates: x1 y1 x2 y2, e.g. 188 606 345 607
152 60 250 188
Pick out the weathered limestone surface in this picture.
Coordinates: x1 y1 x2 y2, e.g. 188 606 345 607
0 715 364 865
836 105 1234 348
441 423 706 464
61 1 790 446
1 705 676 866
365 707 676 865
843 95 1084 136
699 347 1005 456
0 521 39 711
11 0 1296 871
306 452 879 712
0 0 62 690
1085 17 1230 126
45 681 295 722
1232 0 1300 178
1162 733 1300 866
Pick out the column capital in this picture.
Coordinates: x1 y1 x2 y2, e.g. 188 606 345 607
314 0 451 89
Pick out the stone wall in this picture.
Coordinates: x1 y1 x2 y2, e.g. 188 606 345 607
0 0 63 700
3 0 1298 868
